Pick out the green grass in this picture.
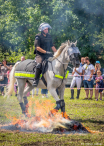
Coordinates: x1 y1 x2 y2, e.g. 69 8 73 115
0 88 104 146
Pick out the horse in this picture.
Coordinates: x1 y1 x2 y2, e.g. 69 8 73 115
6 40 81 118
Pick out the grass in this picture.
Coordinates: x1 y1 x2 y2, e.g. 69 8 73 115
0 88 104 146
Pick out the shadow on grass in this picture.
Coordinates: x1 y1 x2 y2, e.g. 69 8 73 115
76 118 104 124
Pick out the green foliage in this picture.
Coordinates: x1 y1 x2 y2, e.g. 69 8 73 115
0 0 104 64
6 47 35 63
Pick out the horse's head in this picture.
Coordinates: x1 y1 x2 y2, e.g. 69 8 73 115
66 40 81 68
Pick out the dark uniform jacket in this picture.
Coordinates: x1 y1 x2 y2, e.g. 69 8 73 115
34 32 53 59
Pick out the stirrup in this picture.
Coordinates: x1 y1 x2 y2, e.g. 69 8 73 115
33 80 38 87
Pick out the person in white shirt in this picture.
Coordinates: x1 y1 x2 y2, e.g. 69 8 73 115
70 65 82 99
83 57 94 99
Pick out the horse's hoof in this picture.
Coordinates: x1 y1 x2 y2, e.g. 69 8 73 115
61 112 70 120
49 109 58 117
24 113 31 118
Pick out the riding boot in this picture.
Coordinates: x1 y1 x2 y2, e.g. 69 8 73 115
70 89 74 99
33 68 41 87
76 89 80 99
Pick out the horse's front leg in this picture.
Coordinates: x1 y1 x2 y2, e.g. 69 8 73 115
48 88 62 115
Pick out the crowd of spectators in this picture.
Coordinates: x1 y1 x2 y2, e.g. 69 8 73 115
70 56 104 101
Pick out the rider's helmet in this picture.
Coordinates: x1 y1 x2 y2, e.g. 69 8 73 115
38 23 52 31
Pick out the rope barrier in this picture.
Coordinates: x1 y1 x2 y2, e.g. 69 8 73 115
0 84 103 90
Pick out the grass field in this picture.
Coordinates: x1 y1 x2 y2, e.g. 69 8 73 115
0 88 104 146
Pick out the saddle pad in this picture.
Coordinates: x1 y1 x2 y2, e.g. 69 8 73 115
14 59 48 79
15 59 36 72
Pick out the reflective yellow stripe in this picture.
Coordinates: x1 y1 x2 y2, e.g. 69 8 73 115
15 73 35 78
55 75 63 79
55 70 69 79
15 73 42 78
65 71 69 78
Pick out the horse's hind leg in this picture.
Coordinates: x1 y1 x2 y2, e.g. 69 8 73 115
17 78 26 114
23 82 34 113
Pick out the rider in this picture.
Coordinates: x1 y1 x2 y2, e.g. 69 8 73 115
33 23 57 86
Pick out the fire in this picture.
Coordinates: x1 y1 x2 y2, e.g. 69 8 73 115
5 99 67 132
4 98 92 134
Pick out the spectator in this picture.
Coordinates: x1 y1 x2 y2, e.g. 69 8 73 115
80 57 85 67
41 89 48 98
95 70 104 101
21 56 25 61
94 61 103 75
32 88 39 97
93 61 103 99
1 60 10 96
80 57 85 87
83 57 94 99
7 65 12 83
70 65 82 99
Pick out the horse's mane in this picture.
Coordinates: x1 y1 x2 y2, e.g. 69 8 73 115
54 42 67 58
53 40 77 59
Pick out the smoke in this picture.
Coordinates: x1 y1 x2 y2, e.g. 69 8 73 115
76 0 104 16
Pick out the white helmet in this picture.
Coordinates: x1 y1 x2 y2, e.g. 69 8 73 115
38 23 52 31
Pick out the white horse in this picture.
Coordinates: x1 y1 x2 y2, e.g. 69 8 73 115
6 40 81 118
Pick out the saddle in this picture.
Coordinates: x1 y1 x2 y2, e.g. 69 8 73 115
15 59 48 81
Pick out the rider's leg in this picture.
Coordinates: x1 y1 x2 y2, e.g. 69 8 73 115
33 55 42 86
33 63 41 86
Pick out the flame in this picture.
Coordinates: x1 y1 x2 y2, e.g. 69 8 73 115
5 99 67 132
5 98 94 134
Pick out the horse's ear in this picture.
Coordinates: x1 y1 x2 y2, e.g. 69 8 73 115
68 40 70 46
74 40 77 46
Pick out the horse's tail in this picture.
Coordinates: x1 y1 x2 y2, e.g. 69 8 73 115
5 62 20 97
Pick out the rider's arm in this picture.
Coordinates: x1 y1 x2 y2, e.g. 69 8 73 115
34 36 46 54
37 47 46 54
51 46 57 52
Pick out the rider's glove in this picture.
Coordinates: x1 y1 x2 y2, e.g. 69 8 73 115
46 51 53 55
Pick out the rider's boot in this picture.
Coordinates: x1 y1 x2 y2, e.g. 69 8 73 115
70 89 74 99
33 63 41 87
